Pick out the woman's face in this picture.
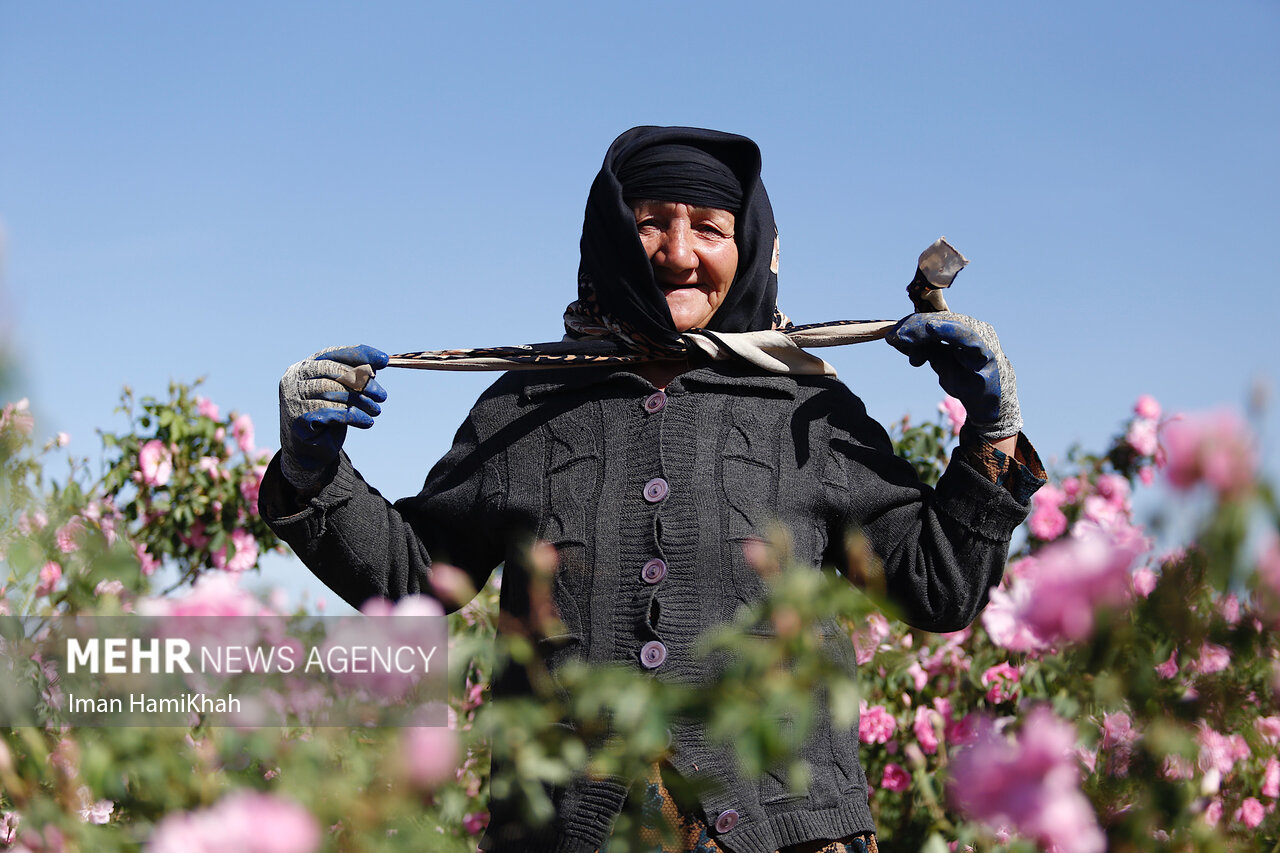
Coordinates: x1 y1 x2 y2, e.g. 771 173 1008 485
632 201 738 332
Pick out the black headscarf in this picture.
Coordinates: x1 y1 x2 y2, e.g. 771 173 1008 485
570 126 780 354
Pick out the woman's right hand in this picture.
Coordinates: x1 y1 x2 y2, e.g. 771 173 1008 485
277 345 389 491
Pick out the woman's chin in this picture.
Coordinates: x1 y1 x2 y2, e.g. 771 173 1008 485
665 290 716 332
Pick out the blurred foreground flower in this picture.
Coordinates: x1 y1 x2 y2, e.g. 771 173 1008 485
149 791 320 853
1163 410 1257 499
949 705 1104 853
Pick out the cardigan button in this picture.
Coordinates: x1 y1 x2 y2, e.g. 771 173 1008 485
641 558 667 584
640 640 667 669
643 478 669 503
643 391 667 413
714 809 739 833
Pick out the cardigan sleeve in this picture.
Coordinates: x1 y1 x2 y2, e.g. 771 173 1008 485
828 397 1041 634
258 408 509 613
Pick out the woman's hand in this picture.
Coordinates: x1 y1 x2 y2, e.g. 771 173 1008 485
278 344 389 491
886 312 1022 440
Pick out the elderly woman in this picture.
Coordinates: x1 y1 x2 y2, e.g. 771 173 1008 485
261 126 1044 853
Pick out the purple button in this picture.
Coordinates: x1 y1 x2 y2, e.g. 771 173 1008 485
641 558 667 584
714 809 739 833
640 640 667 669
643 478 669 503
643 391 667 413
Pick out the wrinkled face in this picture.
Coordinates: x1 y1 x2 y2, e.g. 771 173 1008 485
632 201 738 333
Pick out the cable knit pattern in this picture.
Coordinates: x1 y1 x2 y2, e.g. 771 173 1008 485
259 362 1039 853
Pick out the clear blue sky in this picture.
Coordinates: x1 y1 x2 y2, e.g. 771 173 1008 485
3 2 1277 608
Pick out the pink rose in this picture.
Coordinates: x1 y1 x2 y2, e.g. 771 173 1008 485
1255 716 1280 747
138 439 173 487
36 561 62 597
913 706 941 754
1125 418 1159 457
195 396 221 420
982 582 1049 653
938 395 966 435
1154 650 1179 679
462 812 489 836
1235 797 1266 829
880 762 910 792
981 662 1021 705
1197 723 1250 775
56 517 86 553
1134 394 1161 421
1191 642 1231 675
135 543 162 577
1204 798 1223 828
1100 712 1139 778
949 706 1104 853
1131 566 1157 598
1061 476 1083 501
1028 505 1068 541
231 413 256 454
1094 473 1131 509
400 725 461 790
0 398 33 437
858 703 897 744
211 528 259 574
1163 410 1257 499
1033 483 1067 512
149 792 320 853
1263 756 1280 799
240 465 268 514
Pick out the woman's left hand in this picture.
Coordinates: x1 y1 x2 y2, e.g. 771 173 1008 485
887 311 1023 440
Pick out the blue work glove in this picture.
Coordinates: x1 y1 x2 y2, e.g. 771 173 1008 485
278 345 389 491
886 312 1023 440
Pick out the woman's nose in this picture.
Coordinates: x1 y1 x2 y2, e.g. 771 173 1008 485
654 223 696 272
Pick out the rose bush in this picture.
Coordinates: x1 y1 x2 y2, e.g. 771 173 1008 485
1 374 1278 851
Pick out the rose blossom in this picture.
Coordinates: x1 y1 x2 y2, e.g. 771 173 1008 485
1262 756 1280 799
1197 723 1250 775
1126 418 1159 456
913 706 941 754
75 786 114 825
55 517 86 554
36 561 62 597
1131 566 1157 598
981 662 1021 704
1235 797 1265 829
1154 650 1179 679
0 398 33 436
1255 716 1280 746
949 706 1104 853
211 528 259 573
1100 711 1139 778
1191 642 1232 675
463 812 489 835
400 725 461 790
938 395 966 435
1163 409 1257 499
148 791 320 853
880 763 910 792
135 543 162 577
195 396 221 420
231 413 256 454
858 703 897 744
1028 504 1068 541
138 439 173 486
1134 395 1162 421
